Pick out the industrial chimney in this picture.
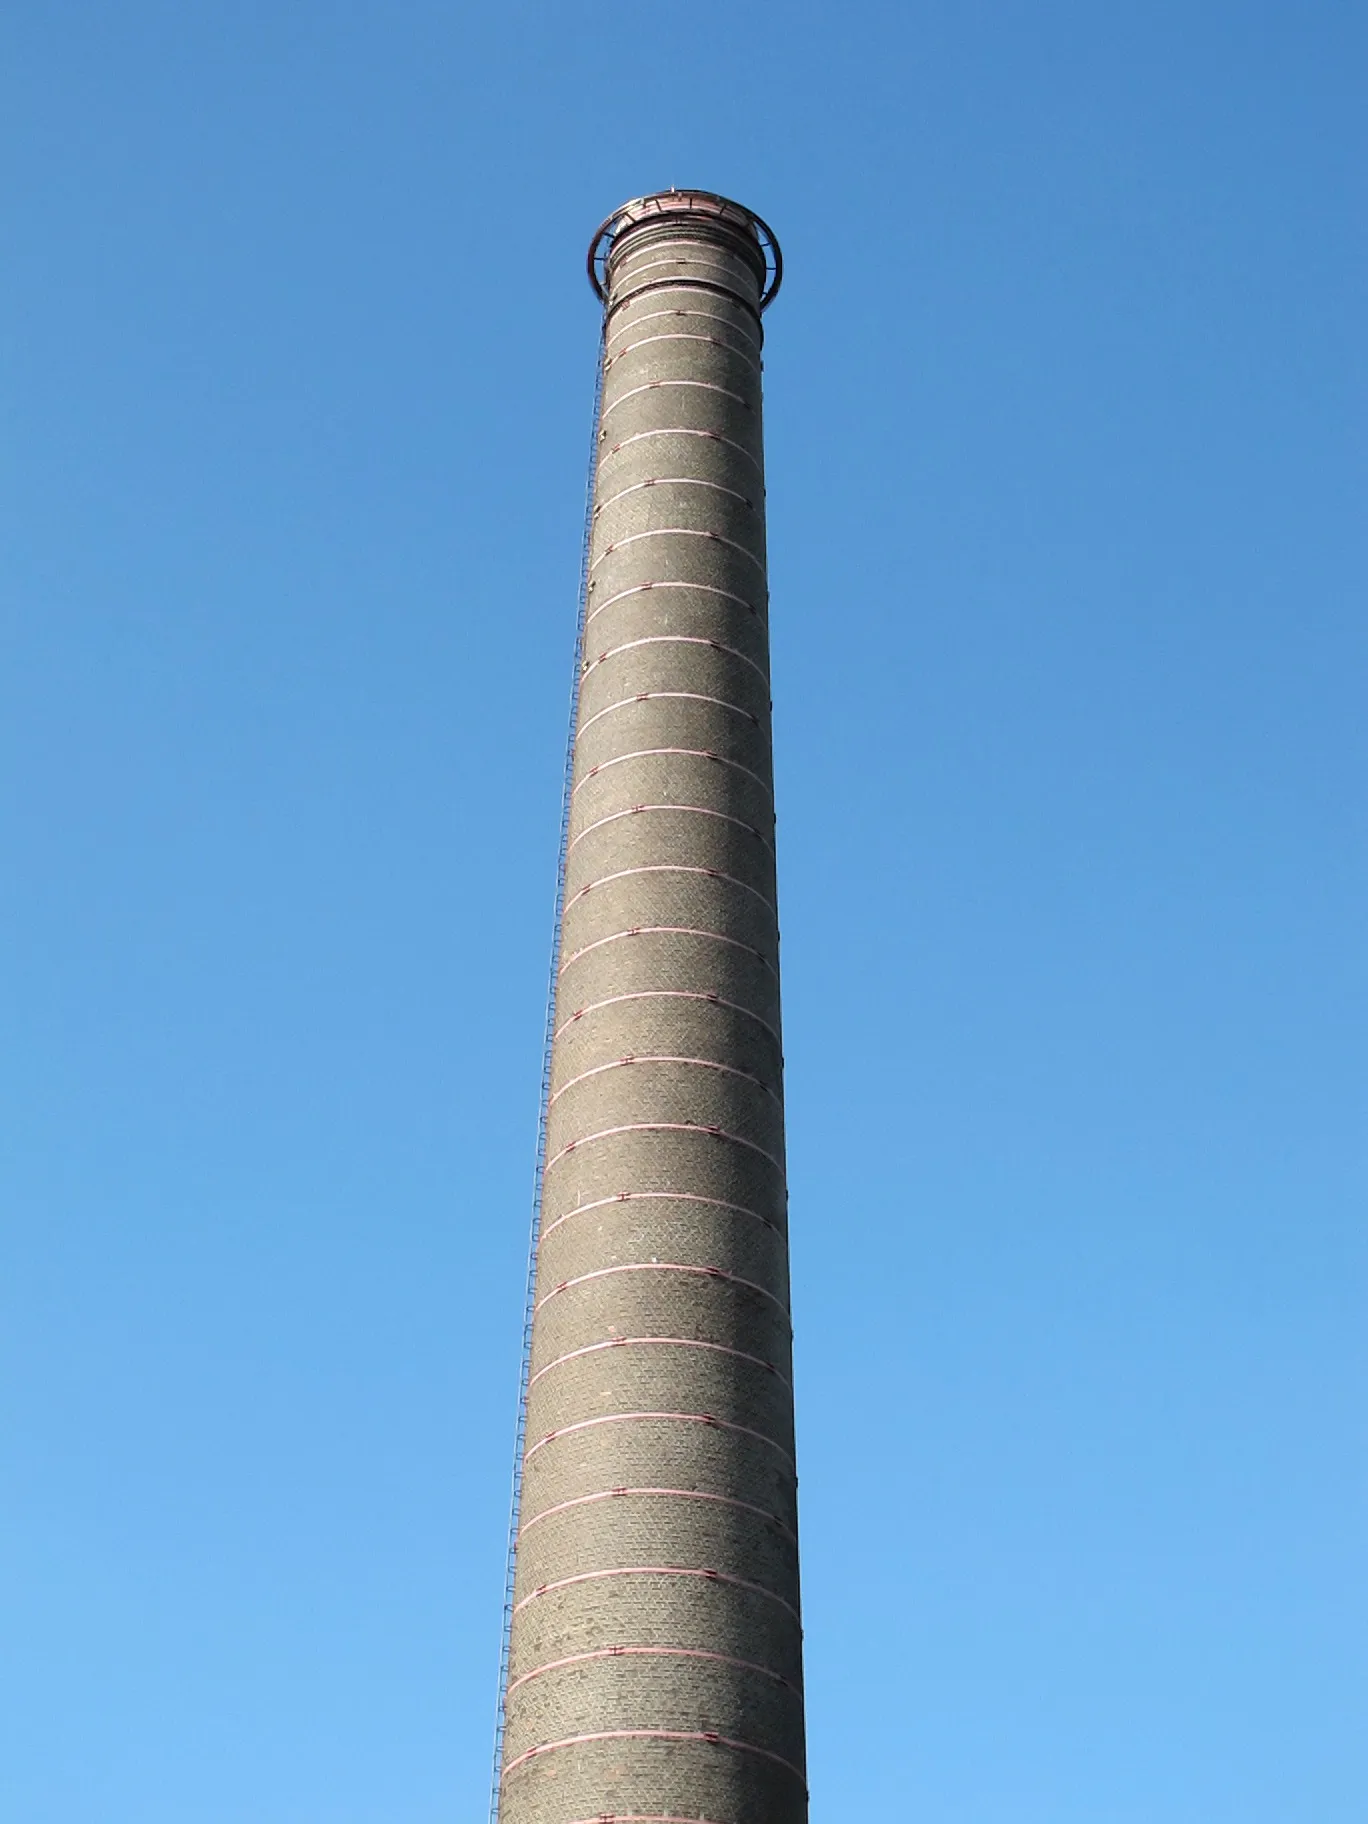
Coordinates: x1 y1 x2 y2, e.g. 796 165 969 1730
494 190 804 1824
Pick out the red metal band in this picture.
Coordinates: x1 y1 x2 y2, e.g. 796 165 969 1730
595 477 756 518
576 692 761 740
518 1484 794 1541
601 378 750 422
548 1053 779 1108
557 924 777 979
560 1816 736 1824
567 805 773 857
607 331 762 377
611 243 755 283
591 527 766 577
574 748 772 798
534 1259 787 1315
608 330 761 375
528 1335 788 1390
564 863 776 914
610 302 762 347
581 634 770 685
544 1121 786 1178
501 1725 805 1786
506 1642 799 1697
554 988 779 1046
593 434 763 489
523 1410 795 1470
511 1563 801 1626
537 1189 782 1244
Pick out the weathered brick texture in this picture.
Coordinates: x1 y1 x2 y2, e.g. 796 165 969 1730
499 193 804 1824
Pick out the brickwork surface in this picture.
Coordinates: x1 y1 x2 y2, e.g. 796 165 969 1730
497 196 806 1823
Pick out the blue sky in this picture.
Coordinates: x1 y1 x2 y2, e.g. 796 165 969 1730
2 3 1363 1818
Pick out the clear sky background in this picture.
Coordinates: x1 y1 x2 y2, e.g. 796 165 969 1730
2 3 1363 1819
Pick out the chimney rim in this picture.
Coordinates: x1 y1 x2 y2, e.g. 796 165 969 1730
588 190 782 314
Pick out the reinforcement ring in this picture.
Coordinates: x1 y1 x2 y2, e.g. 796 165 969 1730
588 190 782 313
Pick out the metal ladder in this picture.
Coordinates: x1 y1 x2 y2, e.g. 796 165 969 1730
487 321 606 1823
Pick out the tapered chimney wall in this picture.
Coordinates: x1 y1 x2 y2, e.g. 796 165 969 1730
498 192 804 1824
